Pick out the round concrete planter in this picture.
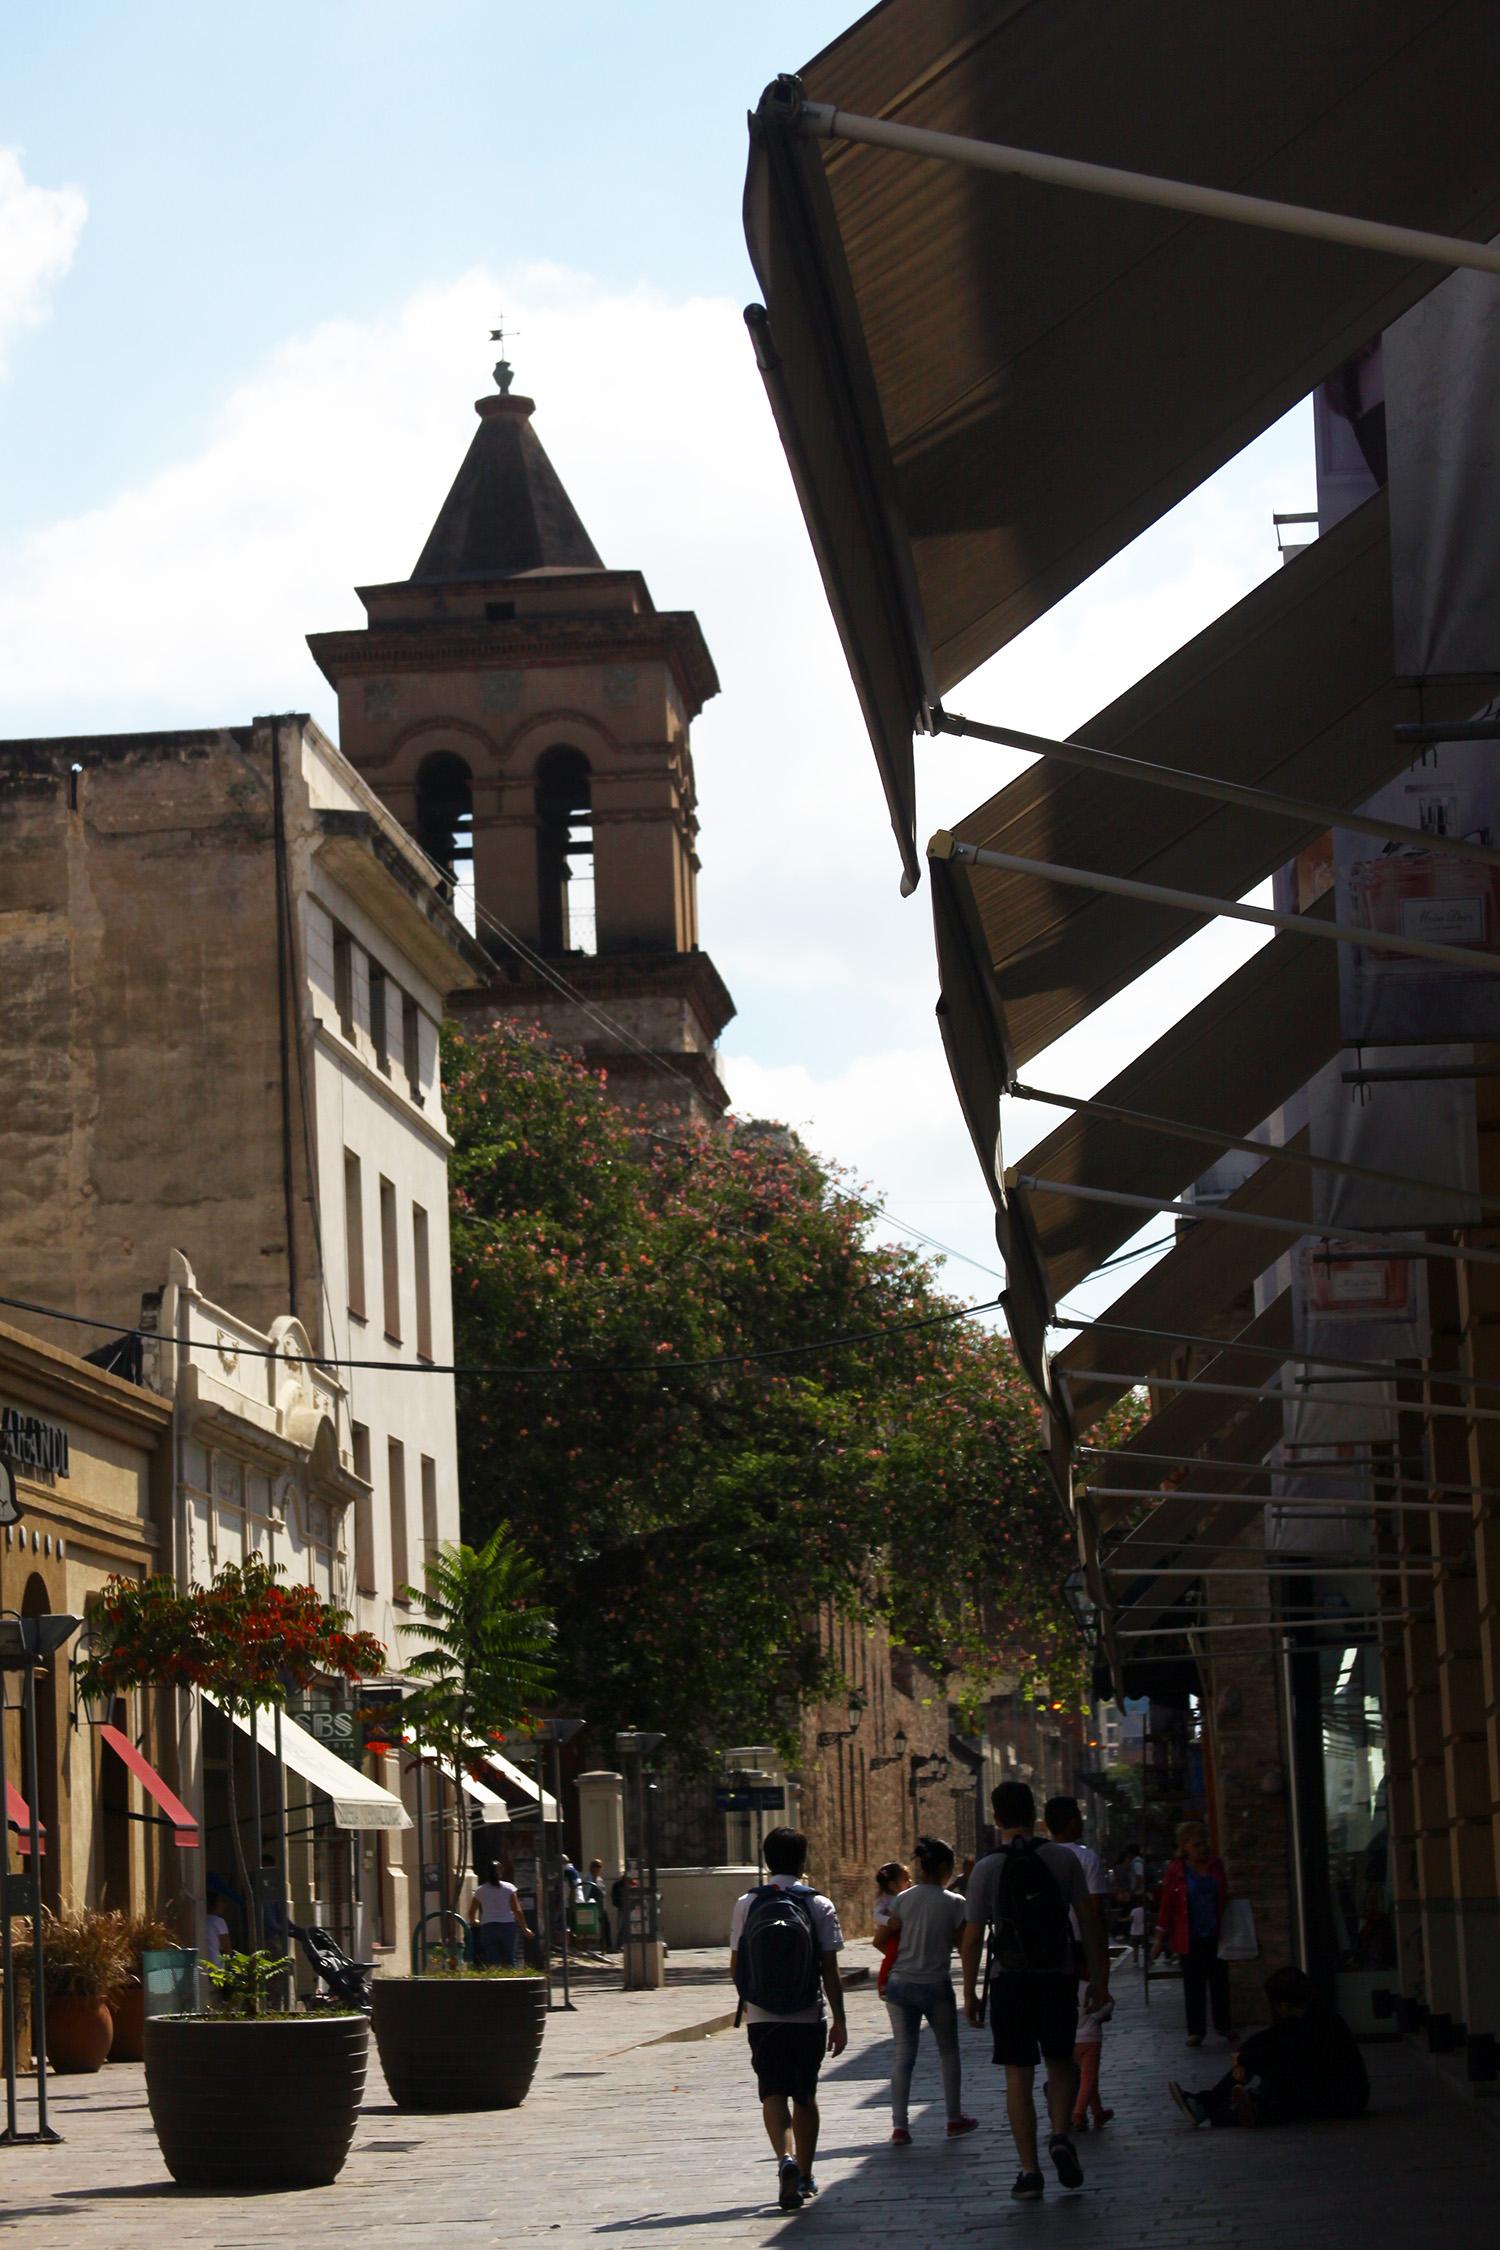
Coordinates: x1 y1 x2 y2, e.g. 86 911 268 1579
144 2014 369 2189
46 1994 114 2074
371 1975 547 2110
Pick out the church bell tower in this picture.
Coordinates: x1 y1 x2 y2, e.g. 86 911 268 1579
308 362 734 1119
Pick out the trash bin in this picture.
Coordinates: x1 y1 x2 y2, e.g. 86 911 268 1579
143 1946 198 2017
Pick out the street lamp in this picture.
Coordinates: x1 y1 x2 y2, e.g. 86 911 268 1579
614 1729 665 1982
870 1724 907 1772
2 1612 83 2148
816 1691 865 1749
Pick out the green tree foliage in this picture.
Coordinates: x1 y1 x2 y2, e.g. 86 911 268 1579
445 1021 1110 1761
400 1526 556 1758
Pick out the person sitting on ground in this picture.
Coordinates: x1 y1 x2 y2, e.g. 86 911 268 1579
1169 1965 1369 2129
729 1826 847 2213
882 1836 977 2144
872 1859 909 1999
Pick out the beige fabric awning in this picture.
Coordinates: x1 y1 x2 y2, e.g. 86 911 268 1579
744 0 1500 880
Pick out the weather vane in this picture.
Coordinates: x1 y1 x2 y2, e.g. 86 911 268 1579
489 315 520 396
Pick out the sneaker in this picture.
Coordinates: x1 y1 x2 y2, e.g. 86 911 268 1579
778 2158 803 2211
946 2116 979 2137
1186 2033 1204 2048
1011 2171 1045 2200
890 2127 912 2146
1049 2133 1084 2190
1094 2108 1115 2126
798 2175 819 2201
1168 2080 1207 2127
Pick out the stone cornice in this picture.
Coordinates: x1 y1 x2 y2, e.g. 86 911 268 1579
472 947 737 1044
307 610 720 721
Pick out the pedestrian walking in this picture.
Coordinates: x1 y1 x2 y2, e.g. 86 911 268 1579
729 1827 847 2213
470 1858 530 1967
582 1856 611 1947
1071 1981 1115 2131
1153 1821 1234 2047
871 1858 909 1997
960 1781 1110 2202
881 1835 977 2144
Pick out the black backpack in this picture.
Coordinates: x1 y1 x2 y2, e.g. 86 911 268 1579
734 1884 822 2017
991 1839 1072 1975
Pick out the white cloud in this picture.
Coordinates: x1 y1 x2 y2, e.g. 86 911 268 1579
0 258 1312 1335
0 149 85 373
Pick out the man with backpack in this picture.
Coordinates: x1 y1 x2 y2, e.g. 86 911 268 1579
729 1827 847 2212
960 1781 1110 2201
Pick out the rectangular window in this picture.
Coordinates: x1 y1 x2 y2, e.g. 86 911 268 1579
351 1423 375 1593
333 925 355 1039
369 962 389 1073
388 1438 409 1602
413 1203 432 1361
403 993 423 1099
343 1151 366 1320
379 1175 400 1340
420 1455 438 1567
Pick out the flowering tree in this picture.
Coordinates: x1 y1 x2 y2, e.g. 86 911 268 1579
445 1021 1119 1760
81 1558 385 1914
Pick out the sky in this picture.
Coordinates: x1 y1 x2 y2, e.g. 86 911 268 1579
0 2 1313 1325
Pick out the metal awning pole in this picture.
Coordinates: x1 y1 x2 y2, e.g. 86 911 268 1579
1017 1173 1500 1274
1075 1445 1463 1487
932 833 1500 975
1063 1364 1500 1425
1014 1084 1500 1219
1086 1488 1471 1518
1051 1315 1500 1389
1117 1613 1410 1639
799 102 1500 277
933 708 1500 870
1104 1563 1422 1577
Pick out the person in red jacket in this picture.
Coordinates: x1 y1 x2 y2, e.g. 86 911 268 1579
1153 1823 1233 2047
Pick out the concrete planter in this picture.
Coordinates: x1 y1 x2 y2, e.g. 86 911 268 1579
144 2014 369 2189
371 1975 547 2110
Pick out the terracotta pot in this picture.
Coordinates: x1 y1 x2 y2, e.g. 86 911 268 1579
109 1981 146 2062
144 2013 369 2189
371 1974 547 2110
45 1993 115 2074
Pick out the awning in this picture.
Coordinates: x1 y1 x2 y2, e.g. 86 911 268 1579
403 1737 510 1821
744 1 1500 880
474 1744 560 1824
208 1696 411 1832
99 1723 199 1847
5 1778 43 1854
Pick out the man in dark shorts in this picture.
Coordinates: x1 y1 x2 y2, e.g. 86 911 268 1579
961 1781 1110 2201
729 1828 847 2211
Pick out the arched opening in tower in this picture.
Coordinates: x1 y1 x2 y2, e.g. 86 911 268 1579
535 745 595 955
415 751 475 933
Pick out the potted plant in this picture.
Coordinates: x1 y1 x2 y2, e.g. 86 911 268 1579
19 1907 132 2074
144 1949 368 2190
79 1559 385 2188
108 1908 178 2063
370 1528 555 2112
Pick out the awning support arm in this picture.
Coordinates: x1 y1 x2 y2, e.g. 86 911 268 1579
1011 1079 1500 1217
931 833 1500 974
1015 1170 1500 1271
1076 1444 1453 1488
799 103 1500 278
1087 1490 1471 1517
1051 1314 1500 1397
933 708 1500 870
1066 1363 1500 1425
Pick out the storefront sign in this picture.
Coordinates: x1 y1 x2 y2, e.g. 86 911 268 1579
0 1406 69 1479
0 1459 22 1528
288 1703 362 1765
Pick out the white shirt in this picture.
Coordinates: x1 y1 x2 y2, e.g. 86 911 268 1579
473 1880 520 1926
1061 1839 1109 1941
729 1873 843 2024
203 1912 229 1965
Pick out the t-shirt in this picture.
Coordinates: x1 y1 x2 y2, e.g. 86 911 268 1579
203 1912 229 1965
964 1839 1092 1975
884 1883 966 1984
473 1880 520 1926
1061 1839 1109 1941
729 1874 843 2024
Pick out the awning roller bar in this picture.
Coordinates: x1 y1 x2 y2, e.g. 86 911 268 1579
1117 1613 1416 1639
932 834 1500 975
934 707 1500 870
1018 1173 1500 1272
1085 1486 1471 1517
1052 1314 1500 1390
1015 1082 1500 1218
800 103 1500 278
1104 1562 1424 1576
1069 1364 1500 1425
1077 1444 1429 1481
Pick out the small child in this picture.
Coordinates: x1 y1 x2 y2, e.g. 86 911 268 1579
872 1860 909 1998
1072 1982 1115 2131
1128 1899 1146 1964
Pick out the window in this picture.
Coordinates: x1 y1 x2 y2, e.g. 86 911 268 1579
535 745 595 954
413 1203 432 1361
379 1176 400 1340
415 751 475 933
343 1152 366 1320
369 963 390 1073
403 994 423 1100
351 1423 375 1594
332 925 355 1039
388 1439 408 1602
420 1455 438 1567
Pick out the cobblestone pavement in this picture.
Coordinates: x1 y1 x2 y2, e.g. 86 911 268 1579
4 1951 1497 2248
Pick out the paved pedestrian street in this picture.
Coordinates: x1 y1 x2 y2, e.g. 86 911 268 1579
5 1956 1496 2248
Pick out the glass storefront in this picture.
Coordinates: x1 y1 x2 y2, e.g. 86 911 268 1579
1317 1641 1394 2031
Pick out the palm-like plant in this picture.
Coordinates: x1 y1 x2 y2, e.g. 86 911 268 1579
401 1525 556 1768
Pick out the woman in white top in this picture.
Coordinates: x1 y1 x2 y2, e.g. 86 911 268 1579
469 1859 531 1967
882 1835 977 2143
